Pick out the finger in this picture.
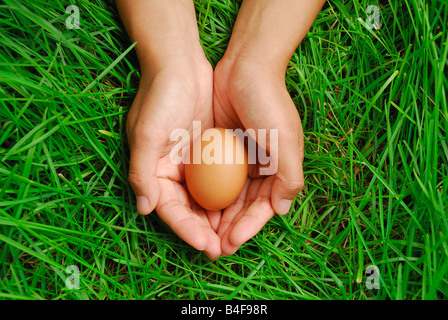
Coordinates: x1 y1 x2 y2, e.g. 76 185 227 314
156 179 222 258
217 178 251 239
222 177 275 256
206 210 222 233
127 130 163 215
269 120 305 215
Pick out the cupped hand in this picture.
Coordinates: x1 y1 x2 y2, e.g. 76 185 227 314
126 57 222 258
213 57 305 255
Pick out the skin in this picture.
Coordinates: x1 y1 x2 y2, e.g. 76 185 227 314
116 0 326 258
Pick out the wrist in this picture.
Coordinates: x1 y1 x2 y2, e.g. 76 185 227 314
117 0 207 76
218 51 287 87
220 3 295 75
137 54 212 110
137 40 207 77
219 0 325 77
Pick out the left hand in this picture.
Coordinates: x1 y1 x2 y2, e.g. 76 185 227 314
213 57 305 256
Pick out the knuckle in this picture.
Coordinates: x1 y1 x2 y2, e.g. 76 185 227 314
282 176 304 194
129 120 158 144
125 116 134 137
295 179 305 192
127 171 142 188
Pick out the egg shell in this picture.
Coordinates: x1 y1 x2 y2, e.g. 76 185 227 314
185 128 248 210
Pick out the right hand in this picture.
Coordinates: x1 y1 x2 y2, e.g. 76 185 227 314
126 57 222 258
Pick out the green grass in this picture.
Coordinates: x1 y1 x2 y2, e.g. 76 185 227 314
0 0 447 300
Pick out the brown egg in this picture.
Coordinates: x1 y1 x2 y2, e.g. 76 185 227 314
185 128 248 210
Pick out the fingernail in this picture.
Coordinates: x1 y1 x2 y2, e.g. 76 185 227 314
136 196 150 214
278 199 293 215
206 254 219 261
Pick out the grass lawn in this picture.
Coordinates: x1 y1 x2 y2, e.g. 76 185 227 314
0 0 447 300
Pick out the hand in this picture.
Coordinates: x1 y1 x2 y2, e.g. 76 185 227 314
213 57 305 256
117 0 223 258
126 57 222 258
118 0 321 258
210 0 323 256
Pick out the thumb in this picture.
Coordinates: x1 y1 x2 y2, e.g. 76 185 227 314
269 127 305 215
127 131 163 215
